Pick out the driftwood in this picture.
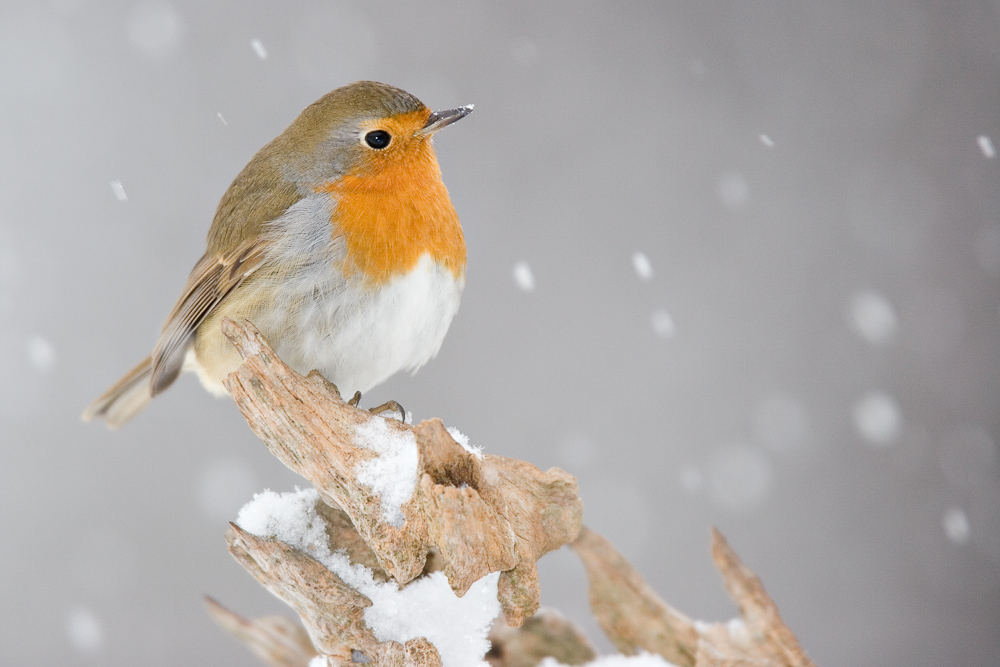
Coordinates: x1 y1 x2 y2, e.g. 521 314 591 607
698 530 817 667
219 318 582 627
207 318 816 667
571 527 817 667
487 609 597 667
205 598 315 667
571 527 699 665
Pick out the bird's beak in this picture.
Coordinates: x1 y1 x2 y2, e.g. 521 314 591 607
419 104 474 136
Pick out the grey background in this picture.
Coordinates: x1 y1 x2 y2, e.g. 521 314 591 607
1 0 998 665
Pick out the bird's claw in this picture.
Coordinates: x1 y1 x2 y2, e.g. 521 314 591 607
369 400 406 423
346 391 405 423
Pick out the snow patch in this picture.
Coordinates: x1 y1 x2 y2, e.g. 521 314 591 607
447 425 483 459
237 489 501 667
354 418 419 527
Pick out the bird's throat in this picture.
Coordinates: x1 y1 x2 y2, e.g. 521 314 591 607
317 144 466 285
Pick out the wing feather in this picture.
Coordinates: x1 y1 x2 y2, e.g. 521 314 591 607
149 238 269 395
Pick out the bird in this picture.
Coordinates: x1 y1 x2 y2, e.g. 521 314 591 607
84 81 472 428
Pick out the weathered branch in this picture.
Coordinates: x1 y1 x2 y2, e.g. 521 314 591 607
219 318 583 626
205 598 315 667
572 526 817 667
572 526 699 666
207 318 815 667
226 522 380 662
697 529 817 667
487 609 597 667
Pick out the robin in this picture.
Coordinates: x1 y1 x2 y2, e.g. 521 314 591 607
84 81 472 428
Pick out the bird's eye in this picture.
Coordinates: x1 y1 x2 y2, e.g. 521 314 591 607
364 130 391 149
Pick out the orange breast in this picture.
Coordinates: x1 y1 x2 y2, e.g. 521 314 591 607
317 136 466 286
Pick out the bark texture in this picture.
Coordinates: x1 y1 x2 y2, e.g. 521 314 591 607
207 319 816 667
571 527 818 667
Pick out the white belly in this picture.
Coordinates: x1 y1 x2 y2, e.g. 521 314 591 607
259 252 463 396
187 196 464 398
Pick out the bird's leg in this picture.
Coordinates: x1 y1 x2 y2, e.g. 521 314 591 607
347 390 405 423
369 400 406 423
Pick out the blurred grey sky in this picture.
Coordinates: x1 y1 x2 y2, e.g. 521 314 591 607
1 1 998 665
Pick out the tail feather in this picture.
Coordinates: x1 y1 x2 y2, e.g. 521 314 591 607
82 356 154 429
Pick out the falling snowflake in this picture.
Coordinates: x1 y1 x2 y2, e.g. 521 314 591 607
853 391 902 447
251 38 267 59
109 180 127 201
942 507 971 545
977 134 996 159
631 251 653 281
650 308 675 338
126 2 183 59
513 261 535 292
717 172 750 211
848 290 898 347
27 336 56 372
706 444 773 513
67 607 103 654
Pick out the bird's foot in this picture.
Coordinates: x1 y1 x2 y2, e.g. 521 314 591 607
346 391 405 423
369 400 406 423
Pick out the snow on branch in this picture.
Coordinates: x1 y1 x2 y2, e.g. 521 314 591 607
208 318 816 667
219 318 583 627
